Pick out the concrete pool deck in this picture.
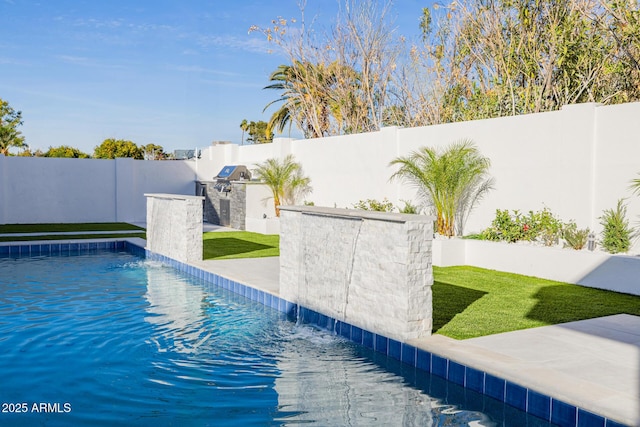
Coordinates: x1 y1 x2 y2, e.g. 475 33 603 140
192 255 639 427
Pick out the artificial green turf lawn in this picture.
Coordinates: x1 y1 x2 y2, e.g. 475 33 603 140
0 223 144 233
203 231 279 260
0 233 146 242
433 265 640 339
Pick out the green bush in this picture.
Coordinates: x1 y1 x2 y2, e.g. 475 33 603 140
352 198 395 212
599 199 634 254
398 200 420 214
481 207 562 245
482 209 526 242
562 221 591 250
529 208 563 246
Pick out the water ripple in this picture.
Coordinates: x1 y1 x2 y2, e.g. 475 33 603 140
0 252 552 426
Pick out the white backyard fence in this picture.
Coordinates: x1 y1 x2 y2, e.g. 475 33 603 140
0 156 197 224
1 101 640 294
196 102 640 253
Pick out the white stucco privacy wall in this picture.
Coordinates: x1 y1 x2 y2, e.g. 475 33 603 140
0 156 197 224
591 102 640 235
396 104 597 234
197 102 640 251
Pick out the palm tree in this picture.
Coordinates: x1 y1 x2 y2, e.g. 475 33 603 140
631 173 640 196
253 154 312 217
239 119 249 145
264 61 341 139
389 140 494 237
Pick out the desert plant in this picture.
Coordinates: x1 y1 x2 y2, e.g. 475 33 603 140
389 140 494 237
253 154 312 217
599 199 634 254
562 221 590 250
352 198 395 212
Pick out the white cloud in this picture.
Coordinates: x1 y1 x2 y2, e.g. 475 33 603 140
195 34 272 54
55 55 126 69
0 57 29 66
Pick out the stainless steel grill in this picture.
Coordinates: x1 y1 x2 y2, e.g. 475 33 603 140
213 165 251 192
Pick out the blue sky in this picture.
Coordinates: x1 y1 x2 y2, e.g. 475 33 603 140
1 0 426 155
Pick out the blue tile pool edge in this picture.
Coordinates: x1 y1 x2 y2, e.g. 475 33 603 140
0 240 131 257
141 249 626 427
0 241 628 427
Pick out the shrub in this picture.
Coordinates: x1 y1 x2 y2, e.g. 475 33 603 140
481 207 562 245
529 207 563 246
562 221 590 250
352 198 395 212
398 200 420 214
599 199 634 254
481 209 536 243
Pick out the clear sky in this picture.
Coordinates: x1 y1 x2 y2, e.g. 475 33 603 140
0 0 426 155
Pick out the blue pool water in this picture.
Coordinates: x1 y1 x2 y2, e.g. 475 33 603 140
0 250 557 426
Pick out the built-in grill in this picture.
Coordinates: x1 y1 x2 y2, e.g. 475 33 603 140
213 165 251 192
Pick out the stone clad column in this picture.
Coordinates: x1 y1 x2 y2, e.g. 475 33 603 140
279 205 434 341
145 193 204 263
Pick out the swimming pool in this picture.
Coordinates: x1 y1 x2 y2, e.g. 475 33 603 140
0 248 557 426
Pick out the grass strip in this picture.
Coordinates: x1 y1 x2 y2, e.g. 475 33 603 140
0 223 144 233
433 265 640 339
203 231 279 260
0 233 146 242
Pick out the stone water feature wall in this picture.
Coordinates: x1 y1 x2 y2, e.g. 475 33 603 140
145 193 203 263
279 205 434 342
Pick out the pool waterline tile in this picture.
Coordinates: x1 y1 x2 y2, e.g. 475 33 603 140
552 399 578 427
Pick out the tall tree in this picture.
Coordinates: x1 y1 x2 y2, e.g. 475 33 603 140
142 143 166 160
240 119 249 145
252 1 400 138
404 0 640 126
253 154 312 216
93 138 143 159
264 62 339 138
0 98 27 155
44 145 90 158
246 120 274 144
390 140 494 237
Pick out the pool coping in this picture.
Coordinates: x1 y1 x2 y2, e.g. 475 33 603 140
0 239 634 427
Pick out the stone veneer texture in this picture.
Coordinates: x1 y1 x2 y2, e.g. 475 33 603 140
145 193 203 263
198 181 246 230
279 206 434 342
